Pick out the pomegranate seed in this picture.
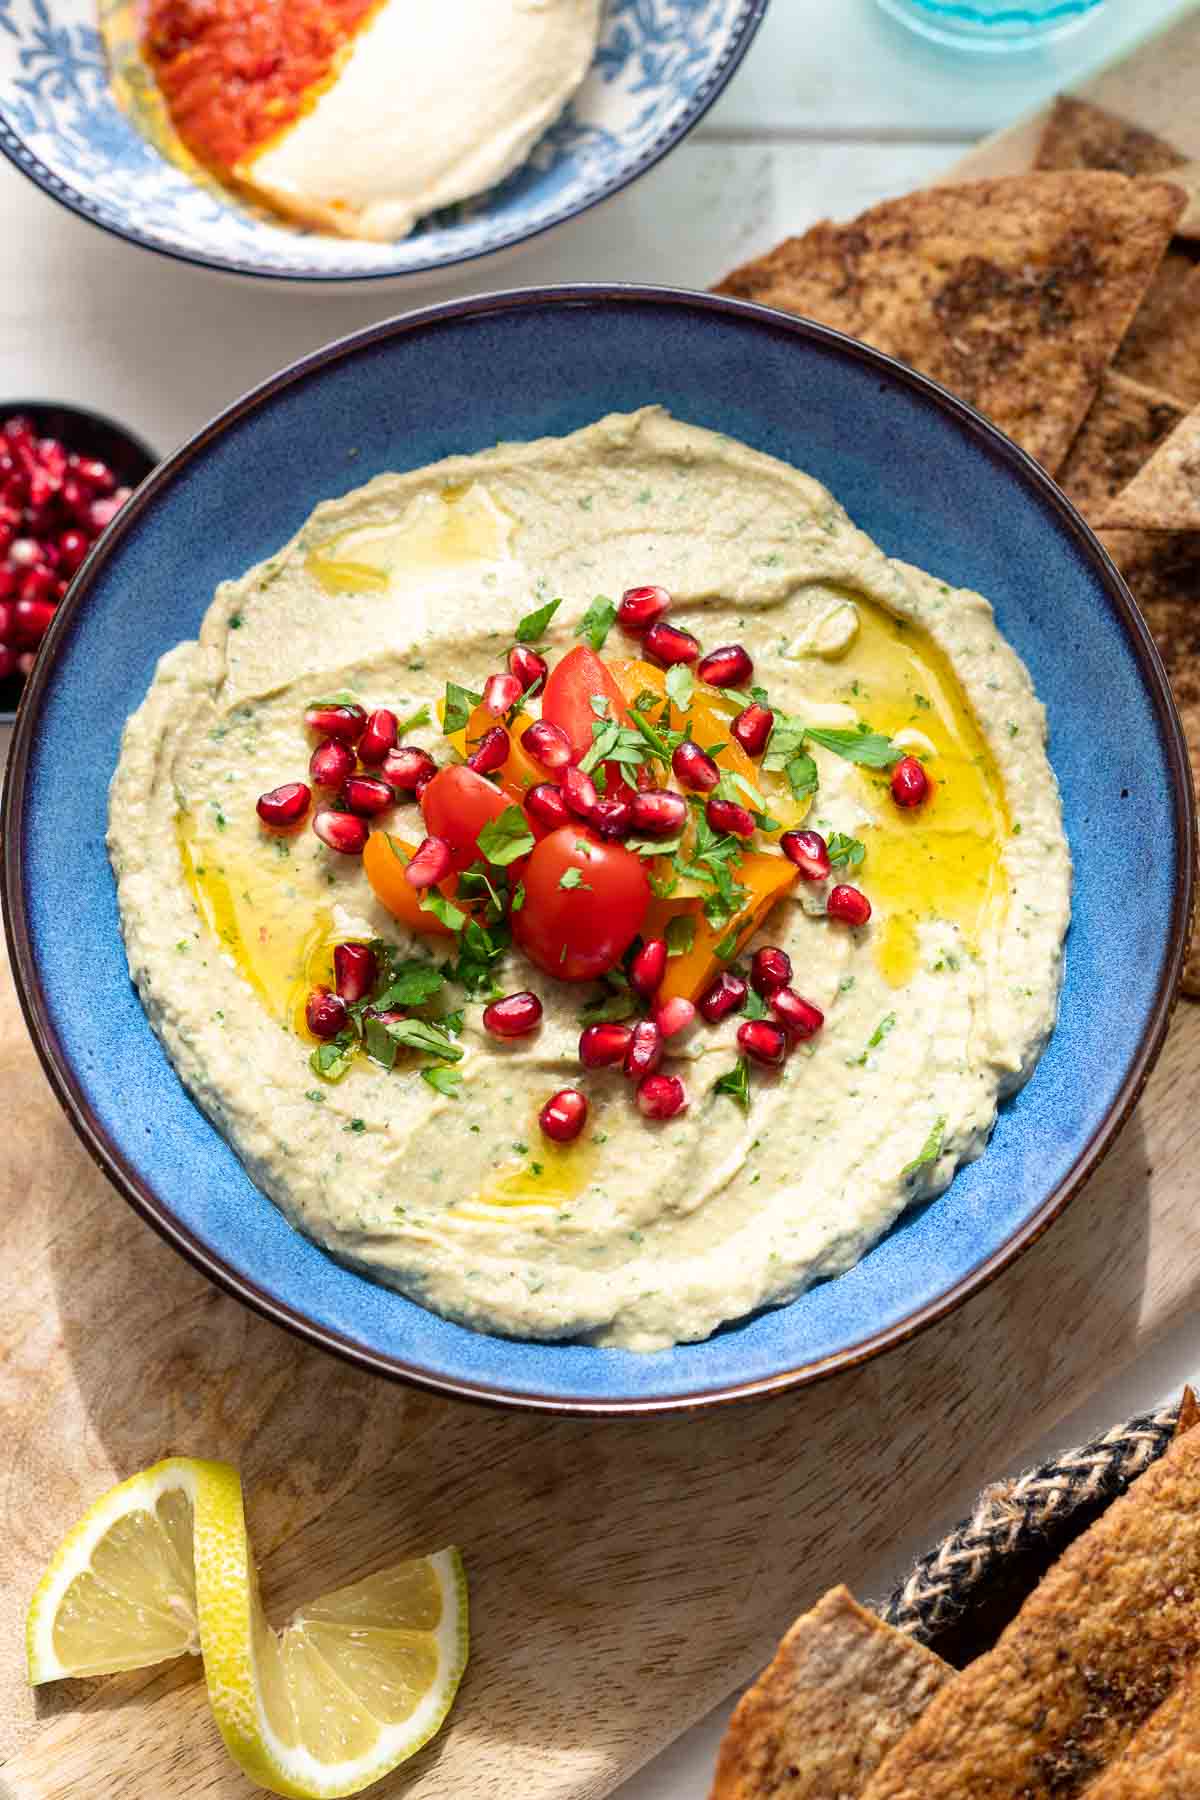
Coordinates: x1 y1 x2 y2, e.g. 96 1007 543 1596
37 437 68 482
706 795 755 838
483 671 522 716
16 651 35 678
60 476 89 521
521 718 573 769
697 643 754 689
313 810 369 855
89 489 131 532
334 942 377 1004
309 737 357 789
561 765 597 817
644 620 700 667
11 597 55 646
698 971 748 1022
526 782 571 830
629 938 668 997
636 1072 687 1120
0 567 18 602
415 765 437 802
306 987 348 1040
629 788 688 837
780 830 831 882
827 884 872 926
732 703 774 758
467 725 509 775
0 645 15 681
343 773 395 817
891 755 930 809
671 739 720 792
738 1019 788 1067
771 988 824 1040
509 643 548 695
381 745 437 793
357 708 398 766
3 415 34 446
71 455 116 494
623 1018 663 1080
305 702 367 743
591 796 633 840
539 1088 589 1143
579 1022 634 1068
404 834 453 888
0 521 14 559
751 945 791 995
256 781 311 828
617 584 672 633
654 996 695 1039
483 991 544 1038
0 600 11 639
57 528 89 575
20 567 56 605
9 539 42 570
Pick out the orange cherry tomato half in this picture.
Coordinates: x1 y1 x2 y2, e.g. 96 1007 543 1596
419 764 516 872
540 644 631 764
362 832 458 936
512 826 650 982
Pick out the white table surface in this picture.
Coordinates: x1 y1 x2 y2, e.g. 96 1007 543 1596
2 2 1198 1793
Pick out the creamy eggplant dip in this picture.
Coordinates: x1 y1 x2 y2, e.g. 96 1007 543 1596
109 409 1071 1351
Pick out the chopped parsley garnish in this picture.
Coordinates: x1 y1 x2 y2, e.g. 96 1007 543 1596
712 1057 751 1112
558 868 590 890
675 802 748 928
442 680 482 736
665 913 696 957
762 714 818 804
511 879 526 913
578 714 650 776
344 1118 367 1134
850 1012 895 1064
902 1115 946 1177
421 1065 463 1099
365 1015 464 1071
372 959 445 1009
420 889 467 932
309 1031 356 1083
665 663 694 713
743 984 771 1021
396 703 431 735
476 804 535 867
805 725 901 768
826 831 866 869
575 595 617 652
514 597 561 643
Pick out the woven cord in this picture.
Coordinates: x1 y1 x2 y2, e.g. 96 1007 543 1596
882 1401 1182 1647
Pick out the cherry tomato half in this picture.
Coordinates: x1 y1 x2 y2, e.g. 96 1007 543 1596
540 644 631 764
420 764 514 872
512 826 650 982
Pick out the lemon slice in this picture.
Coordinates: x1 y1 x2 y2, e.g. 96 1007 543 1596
26 1458 468 1799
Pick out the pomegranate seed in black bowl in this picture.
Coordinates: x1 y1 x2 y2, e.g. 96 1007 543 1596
0 403 157 723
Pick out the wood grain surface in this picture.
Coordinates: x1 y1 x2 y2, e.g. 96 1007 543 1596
2 932 1199 1800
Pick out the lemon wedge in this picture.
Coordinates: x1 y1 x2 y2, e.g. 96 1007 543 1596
27 1457 468 1799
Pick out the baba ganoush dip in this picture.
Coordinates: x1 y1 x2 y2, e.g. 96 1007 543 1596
109 408 1071 1351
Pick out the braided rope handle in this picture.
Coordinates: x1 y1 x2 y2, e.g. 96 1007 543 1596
882 1401 1183 1646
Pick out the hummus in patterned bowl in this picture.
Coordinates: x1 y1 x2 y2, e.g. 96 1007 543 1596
108 407 1071 1352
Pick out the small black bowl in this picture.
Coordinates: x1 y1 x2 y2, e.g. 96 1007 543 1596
0 402 158 723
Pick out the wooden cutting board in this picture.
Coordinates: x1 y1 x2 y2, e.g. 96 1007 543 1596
2 940 1199 1800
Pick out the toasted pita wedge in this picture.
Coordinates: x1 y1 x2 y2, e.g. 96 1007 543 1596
1034 95 1187 181
1083 1658 1200 1797
1098 402 1200 530
1100 527 1200 997
1058 373 1186 520
1164 162 1200 239
1179 1387 1200 1436
859 1421 1200 1798
715 173 1185 475
1114 252 1200 405
709 1587 952 1800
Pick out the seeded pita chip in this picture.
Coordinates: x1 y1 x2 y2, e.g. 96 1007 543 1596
714 173 1185 476
1058 373 1186 521
1097 402 1200 530
1113 252 1200 405
1100 527 1200 997
859 1421 1200 1799
1034 95 1187 181
709 1587 952 1800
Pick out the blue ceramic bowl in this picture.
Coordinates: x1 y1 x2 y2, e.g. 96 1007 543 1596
0 0 767 285
3 288 1193 1412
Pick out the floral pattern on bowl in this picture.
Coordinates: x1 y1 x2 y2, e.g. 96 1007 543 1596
0 0 769 283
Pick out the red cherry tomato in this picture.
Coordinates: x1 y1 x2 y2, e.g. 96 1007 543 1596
512 826 650 981
540 644 631 764
419 764 515 872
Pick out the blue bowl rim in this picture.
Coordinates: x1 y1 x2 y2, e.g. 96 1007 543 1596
0 1 770 286
2 283 1194 1414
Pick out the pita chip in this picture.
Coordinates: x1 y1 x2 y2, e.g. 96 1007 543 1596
1083 1657 1200 1798
1113 253 1200 406
1097 402 1200 530
715 173 1185 475
709 1587 952 1800
1034 95 1187 182
860 1421 1200 1799
1179 1387 1200 1437
1058 373 1186 521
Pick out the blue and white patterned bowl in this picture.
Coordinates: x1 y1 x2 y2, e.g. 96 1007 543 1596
3 288 1194 1412
0 0 768 284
